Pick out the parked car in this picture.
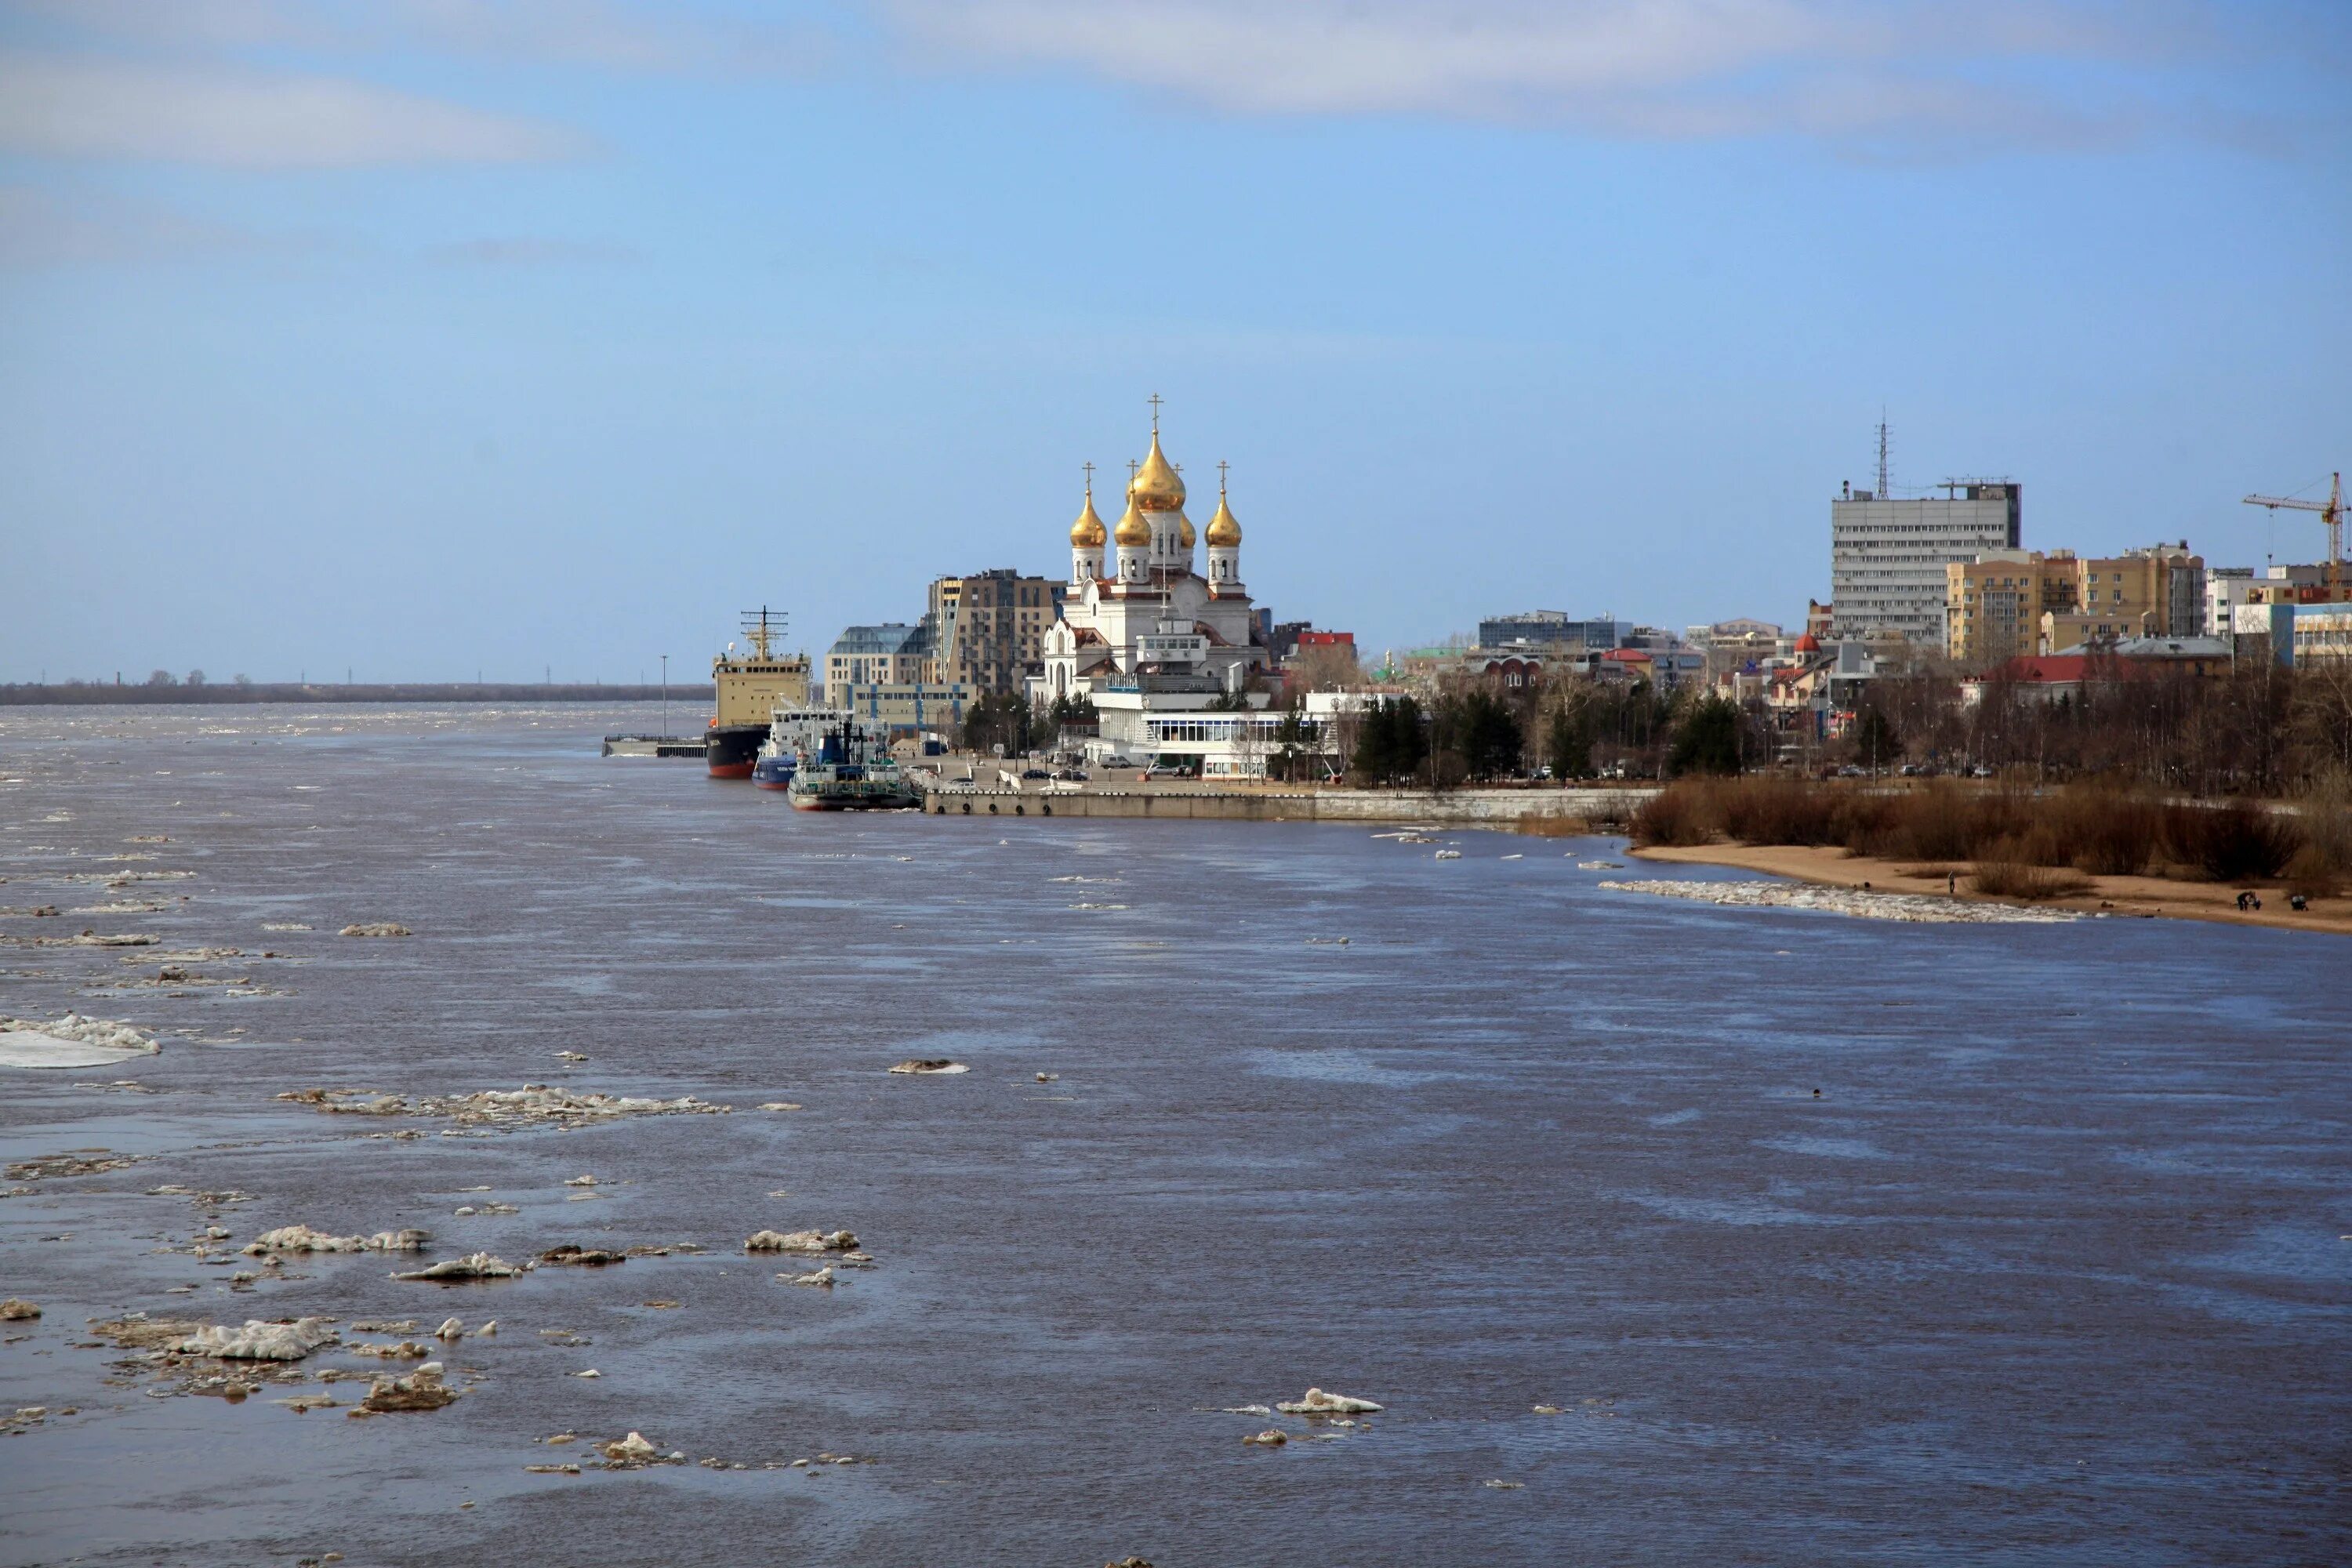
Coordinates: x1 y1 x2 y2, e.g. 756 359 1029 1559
1143 764 1198 781
1020 768 1051 781
1054 768 1089 781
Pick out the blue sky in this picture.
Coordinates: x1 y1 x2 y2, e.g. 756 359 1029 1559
2 0 2347 682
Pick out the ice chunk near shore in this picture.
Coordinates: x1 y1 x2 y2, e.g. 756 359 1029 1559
245 1225 429 1255
780 1266 834 1287
394 1252 528 1281
1 1299 40 1320
1599 879 2079 924
0 1014 158 1069
888 1059 967 1074
339 923 412 938
745 1229 858 1254
1276 1388 1383 1415
1242 1428 1287 1446
176 1317 338 1361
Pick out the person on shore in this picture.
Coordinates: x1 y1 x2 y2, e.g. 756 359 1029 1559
2237 891 2250 912
1948 872 1958 897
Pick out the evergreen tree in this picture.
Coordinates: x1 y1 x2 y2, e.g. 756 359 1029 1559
1667 695 1742 777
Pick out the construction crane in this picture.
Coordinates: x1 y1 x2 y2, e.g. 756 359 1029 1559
2241 471 2344 593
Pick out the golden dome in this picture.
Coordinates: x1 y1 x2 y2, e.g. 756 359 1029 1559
1131 430 1185 512
1207 486 1241 546
1178 512 1196 549
1113 488 1151 547
1069 486 1105 547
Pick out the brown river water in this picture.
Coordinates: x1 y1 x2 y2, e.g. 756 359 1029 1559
1 705 2346 1566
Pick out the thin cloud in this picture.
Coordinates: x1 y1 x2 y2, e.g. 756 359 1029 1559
0 183 314 266
0 50 584 165
425 235 644 265
9 0 829 76
878 0 2318 152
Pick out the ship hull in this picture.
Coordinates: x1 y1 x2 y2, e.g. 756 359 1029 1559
705 724 766 779
751 755 797 790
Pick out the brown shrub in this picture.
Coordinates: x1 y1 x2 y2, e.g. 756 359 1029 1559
2056 789 2162 877
1629 785 1711 848
1715 778 1840 846
1885 783 2016 862
1970 861 2094 900
2163 800 2302 882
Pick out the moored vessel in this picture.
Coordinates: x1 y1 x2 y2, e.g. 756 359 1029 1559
707 608 811 779
787 717 922 811
752 703 855 791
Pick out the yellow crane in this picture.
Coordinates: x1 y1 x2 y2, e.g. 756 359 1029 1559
2242 471 2344 593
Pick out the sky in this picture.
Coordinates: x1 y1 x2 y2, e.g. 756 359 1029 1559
2 0 2348 683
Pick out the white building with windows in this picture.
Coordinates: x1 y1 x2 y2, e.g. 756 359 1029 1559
1831 480 2021 645
1031 413 1282 774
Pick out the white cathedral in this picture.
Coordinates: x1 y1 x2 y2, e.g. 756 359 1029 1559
1031 412 1284 773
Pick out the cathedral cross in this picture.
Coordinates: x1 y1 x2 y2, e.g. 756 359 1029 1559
1147 392 1163 434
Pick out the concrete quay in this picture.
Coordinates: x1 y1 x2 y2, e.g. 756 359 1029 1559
916 782 1654 826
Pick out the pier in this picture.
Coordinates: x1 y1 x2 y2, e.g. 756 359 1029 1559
917 782 1653 826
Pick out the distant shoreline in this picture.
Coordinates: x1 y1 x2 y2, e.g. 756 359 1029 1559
0 683 714 707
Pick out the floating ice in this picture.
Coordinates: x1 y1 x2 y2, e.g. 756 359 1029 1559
1276 1388 1383 1414
176 1317 338 1361
0 1014 158 1069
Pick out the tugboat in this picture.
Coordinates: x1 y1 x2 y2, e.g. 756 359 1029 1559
751 703 854 791
707 608 811 779
787 717 923 811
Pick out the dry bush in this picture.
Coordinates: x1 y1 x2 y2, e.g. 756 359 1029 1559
1715 778 1840 846
1971 861 2094 900
2163 800 2303 882
2287 771 2351 895
2053 788 2163 877
1834 792 1904 857
1883 783 2015 862
1629 786 1712 848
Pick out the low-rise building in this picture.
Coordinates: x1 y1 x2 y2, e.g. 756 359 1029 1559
822 623 928 702
1948 543 2202 662
829 678 974 736
1478 611 1619 651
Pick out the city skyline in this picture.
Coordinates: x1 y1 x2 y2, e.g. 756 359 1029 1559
3 0 2348 680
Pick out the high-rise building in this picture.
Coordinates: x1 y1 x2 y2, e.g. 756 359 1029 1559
924 569 1062 696
1833 479 2021 645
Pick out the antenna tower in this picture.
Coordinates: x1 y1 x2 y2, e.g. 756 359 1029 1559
1875 414 1891 499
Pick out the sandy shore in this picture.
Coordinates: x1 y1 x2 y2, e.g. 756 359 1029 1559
1631 842 2352 937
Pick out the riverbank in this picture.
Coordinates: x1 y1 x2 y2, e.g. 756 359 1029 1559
1632 842 2352 936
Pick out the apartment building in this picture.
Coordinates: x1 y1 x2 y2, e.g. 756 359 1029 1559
924 569 1062 696
1947 544 2203 663
822 623 928 702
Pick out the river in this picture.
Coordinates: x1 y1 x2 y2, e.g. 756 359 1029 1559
2 705 2345 1566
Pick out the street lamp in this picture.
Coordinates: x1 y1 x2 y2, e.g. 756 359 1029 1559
660 654 669 738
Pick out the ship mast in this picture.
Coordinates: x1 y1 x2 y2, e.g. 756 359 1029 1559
739 607 786 662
